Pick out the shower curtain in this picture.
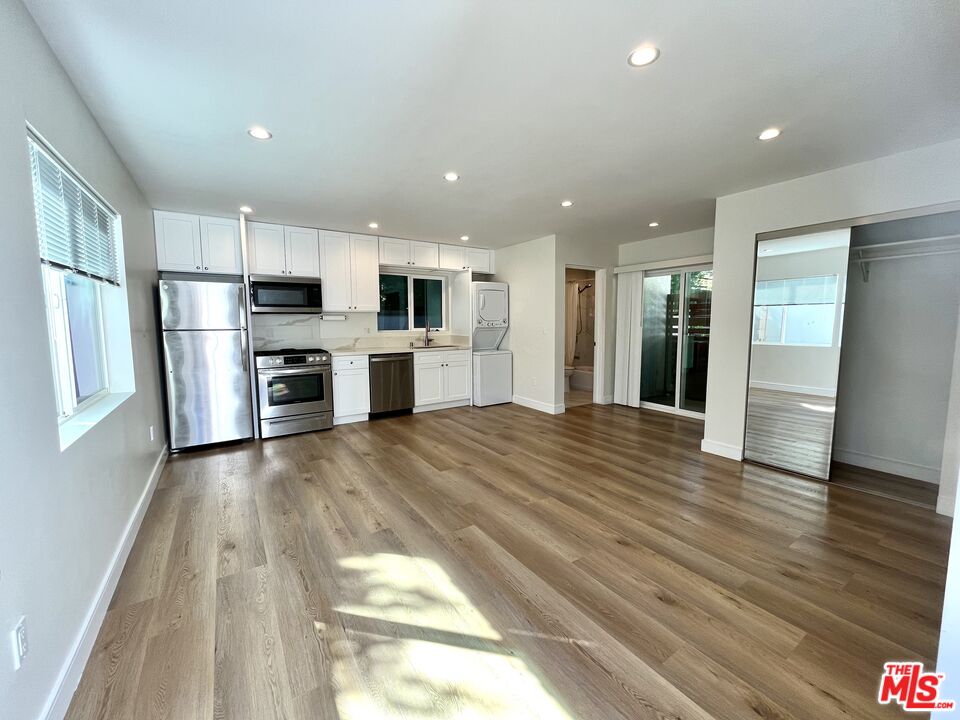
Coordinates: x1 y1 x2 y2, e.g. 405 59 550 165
565 281 579 366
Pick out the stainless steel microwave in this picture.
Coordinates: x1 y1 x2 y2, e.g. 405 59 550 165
249 275 323 314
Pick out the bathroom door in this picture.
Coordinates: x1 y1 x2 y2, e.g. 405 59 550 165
638 265 713 416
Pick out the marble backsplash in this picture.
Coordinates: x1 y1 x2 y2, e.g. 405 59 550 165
251 313 467 352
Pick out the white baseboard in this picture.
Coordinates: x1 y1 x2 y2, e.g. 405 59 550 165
937 492 956 517
512 394 565 415
599 394 614 405
750 381 836 397
413 398 471 413
333 413 368 426
701 438 744 461
42 446 168 720
832 447 940 484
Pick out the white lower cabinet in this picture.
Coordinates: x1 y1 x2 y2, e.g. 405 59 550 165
333 356 370 422
414 350 471 408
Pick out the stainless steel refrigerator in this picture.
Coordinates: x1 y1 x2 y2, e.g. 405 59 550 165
159 276 253 450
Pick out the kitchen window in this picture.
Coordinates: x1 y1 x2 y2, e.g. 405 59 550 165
377 274 445 331
28 132 132 436
752 275 838 346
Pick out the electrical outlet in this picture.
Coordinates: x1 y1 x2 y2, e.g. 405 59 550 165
149 425 155 443
11 616 27 671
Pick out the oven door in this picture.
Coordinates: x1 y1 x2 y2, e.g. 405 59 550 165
250 278 323 314
257 367 333 419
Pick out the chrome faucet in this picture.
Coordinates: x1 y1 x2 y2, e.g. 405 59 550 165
424 321 433 347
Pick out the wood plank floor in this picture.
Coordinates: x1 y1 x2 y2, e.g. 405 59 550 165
831 461 940 509
745 388 836 479
66 403 952 720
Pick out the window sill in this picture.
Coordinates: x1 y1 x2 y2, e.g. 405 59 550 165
59 391 134 451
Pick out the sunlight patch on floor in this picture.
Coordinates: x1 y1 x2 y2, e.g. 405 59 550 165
329 553 574 720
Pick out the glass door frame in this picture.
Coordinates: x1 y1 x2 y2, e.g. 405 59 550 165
638 263 712 419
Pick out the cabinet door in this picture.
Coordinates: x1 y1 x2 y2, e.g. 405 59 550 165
155 210 202 272
444 360 471 402
247 222 287 275
438 244 466 270
320 231 352 311
350 234 381 312
199 216 242 274
333 368 371 417
379 236 410 266
284 226 321 278
409 241 439 269
415 363 444 406
465 247 491 274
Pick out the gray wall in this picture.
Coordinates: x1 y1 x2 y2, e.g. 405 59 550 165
0 1 165 716
834 250 960 482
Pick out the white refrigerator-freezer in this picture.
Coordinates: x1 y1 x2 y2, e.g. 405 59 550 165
472 349 512 406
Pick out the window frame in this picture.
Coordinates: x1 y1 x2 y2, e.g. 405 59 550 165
751 274 839 348
377 272 448 332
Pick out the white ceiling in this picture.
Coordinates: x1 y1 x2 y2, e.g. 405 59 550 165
22 0 960 249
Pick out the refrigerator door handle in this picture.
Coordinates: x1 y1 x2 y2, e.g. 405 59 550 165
238 284 247 330
240 330 248 372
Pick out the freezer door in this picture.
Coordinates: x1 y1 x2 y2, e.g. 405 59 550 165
163 329 252 449
159 279 245 330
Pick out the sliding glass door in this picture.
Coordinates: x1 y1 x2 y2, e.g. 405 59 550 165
639 266 713 416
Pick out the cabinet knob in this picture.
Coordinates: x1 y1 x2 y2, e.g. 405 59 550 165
196 265 201 270
204 266 209 270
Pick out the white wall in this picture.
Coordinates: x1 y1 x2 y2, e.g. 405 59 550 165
702 138 960 461
0 1 165 717
618 227 714 266
494 234 561 412
750 246 849 394
834 251 960 483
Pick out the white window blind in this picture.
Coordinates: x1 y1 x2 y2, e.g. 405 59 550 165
28 137 120 286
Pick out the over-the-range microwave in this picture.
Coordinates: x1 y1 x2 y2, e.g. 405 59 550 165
249 275 323 313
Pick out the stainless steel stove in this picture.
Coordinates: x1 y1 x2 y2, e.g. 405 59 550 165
255 348 333 438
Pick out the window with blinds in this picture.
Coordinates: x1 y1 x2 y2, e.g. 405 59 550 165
28 136 120 286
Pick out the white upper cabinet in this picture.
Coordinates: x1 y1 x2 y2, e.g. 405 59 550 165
321 232 380 312
155 210 202 272
247 222 287 275
379 237 441 269
379 237 410 266
438 244 465 271
466 247 493 274
155 210 242 274
199 216 242 274
409 241 439 269
320 231 351 311
350 234 381 312
284 226 321 278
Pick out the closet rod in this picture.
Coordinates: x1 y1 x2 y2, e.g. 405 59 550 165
852 232 960 253
852 247 960 264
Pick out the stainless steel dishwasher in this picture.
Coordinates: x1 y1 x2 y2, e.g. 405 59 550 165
369 353 415 415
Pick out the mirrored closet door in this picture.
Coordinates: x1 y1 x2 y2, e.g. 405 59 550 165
743 230 851 478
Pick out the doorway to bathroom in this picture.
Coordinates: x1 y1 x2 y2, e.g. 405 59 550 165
564 267 603 408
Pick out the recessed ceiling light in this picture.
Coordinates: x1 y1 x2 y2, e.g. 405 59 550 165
758 127 781 141
444 171 460 182
368 222 379 229
649 221 659 228
460 235 470 242
247 125 272 140
239 205 253 214
627 45 660 67
561 200 574 208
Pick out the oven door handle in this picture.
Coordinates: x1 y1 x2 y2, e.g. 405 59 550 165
258 367 330 378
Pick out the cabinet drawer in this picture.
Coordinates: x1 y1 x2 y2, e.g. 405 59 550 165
415 349 469 365
333 355 369 370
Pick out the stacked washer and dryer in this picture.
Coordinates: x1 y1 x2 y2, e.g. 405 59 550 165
471 281 513 406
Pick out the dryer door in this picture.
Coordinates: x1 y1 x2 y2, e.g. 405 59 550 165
477 287 508 325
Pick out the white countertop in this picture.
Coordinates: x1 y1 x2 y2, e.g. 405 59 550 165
330 344 471 357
